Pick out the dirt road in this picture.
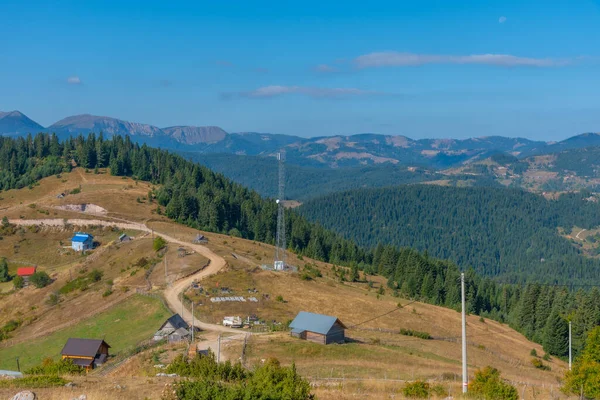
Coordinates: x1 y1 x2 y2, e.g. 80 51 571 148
9 218 239 333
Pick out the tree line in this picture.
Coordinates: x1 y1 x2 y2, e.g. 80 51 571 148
0 132 597 360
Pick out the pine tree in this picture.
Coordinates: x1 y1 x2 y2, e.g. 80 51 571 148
0 257 9 283
543 306 569 357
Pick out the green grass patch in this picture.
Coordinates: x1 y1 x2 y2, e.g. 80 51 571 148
0 295 170 370
0 375 67 388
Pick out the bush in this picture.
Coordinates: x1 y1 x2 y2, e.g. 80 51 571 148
153 236 167 251
25 358 84 376
13 275 24 289
170 356 313 400
530 348 538 357
399 328 432 340
29 271 52 288
275 295 284 302
89 269 103 282
531 358 551 371
469 366 518 400
403 380 430 398
102 289 113 297
69 187 81 195
46 292 61 306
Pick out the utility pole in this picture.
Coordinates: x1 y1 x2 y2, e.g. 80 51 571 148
16 357 20 372
191 301 195 343
461 272 468 394
217 334 221 363
569 321 572 371
164 257 168 286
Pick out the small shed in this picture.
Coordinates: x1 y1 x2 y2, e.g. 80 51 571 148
17 267 36 282
153 314 194 342
119 234 131 243
289 311 346 345
61 338 110 371
71 232 94 251
193 234 208 244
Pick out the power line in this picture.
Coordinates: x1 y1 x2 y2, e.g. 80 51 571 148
348 299 419 329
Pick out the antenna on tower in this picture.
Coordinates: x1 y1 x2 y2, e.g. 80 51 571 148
274 150 286 271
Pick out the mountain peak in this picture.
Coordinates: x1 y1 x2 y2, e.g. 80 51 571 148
0 110 43 135
162 126 228 145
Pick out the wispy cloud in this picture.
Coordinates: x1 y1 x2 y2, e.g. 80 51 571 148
67 76 82 85
499 16 507 24
228 85 379 99
354 52 571 68
314 64 340 73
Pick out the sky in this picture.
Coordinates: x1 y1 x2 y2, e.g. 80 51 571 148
1 0 599 140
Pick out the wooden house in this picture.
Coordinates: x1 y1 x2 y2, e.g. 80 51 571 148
61 338 110 371
289 311 346 345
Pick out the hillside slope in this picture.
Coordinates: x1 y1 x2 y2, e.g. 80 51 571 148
298 184 600 284
0 171 568 399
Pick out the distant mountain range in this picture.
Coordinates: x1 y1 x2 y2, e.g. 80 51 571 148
1 109 599 169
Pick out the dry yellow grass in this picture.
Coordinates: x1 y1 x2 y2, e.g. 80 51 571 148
0 171 574 399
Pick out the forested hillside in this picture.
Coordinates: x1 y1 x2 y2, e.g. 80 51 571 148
298 185 600 285
1 133 598 359
185 152 500 200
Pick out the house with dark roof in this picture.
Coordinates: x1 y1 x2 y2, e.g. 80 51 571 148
153 314 194 342
71 232 94 251
289 311 346 345
61 338 110 371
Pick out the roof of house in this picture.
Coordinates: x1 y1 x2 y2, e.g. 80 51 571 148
17 267 36 276
289 311 347 335
71 233 93 242
159 314 189 331
171 327 191 337
61 338 110 357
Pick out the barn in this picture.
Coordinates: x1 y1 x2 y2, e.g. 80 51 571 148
289 311 346 345
61 338 110 371
71 233 94 251
153 314 194 342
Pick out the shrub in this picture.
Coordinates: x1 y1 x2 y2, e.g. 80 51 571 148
103 289 113 297
399 328 432 340
275 295 284 302
70 187 81 195
25 358 84 375
530 348 538 357
531 358 551 371
403 380 430 398
542 353 551 361
29 271 52 288
13 275 24 289
469 366 518 400
46 292 61 306
89 269 103 282
153 236 166 251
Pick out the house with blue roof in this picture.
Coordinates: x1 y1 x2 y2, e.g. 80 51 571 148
71 232 94 251
289 311 346 345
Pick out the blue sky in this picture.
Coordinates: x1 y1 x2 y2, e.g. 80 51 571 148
1 0 599 140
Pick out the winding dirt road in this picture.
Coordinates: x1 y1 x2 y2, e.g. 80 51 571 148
9 218 239 333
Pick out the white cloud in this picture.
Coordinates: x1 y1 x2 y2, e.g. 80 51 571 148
499 16 507 23
354 52 571 68
67 76 81 85
314 64 340 73
236 85 378 99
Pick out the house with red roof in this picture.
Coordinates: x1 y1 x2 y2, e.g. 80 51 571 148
17 267 36 282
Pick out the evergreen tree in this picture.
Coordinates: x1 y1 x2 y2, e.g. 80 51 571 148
543 306 569 357
0 257 9 283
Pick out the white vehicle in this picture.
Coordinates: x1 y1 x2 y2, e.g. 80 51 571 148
222 316 243 328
